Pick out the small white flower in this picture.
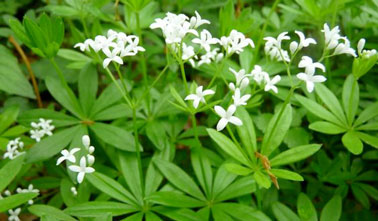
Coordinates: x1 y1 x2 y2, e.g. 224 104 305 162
264 75 281 93
181 43 196 60
8 208 21 221
74 39 94 52
229 68 251 90
121 36 145 56
103 48 123 68
38 119 54 136
82 135 95 153
251 65 269 85
56 148 80 165
298 56 325 75
232 88 251 106
295 31 316 49
192 30 218 52
358 39 377 58
4 190 11 196
185 86 215 109
264 32 291 62
322 23 341 50
189 11 210 28
198 48 223 66
214 105 242 131
3 138 24 160
221 30 254 55
333 37 356 57
297 72 327 93
30 119 54 142
69 156 95 184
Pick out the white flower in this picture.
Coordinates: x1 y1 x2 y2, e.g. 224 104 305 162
197 48 223 66
192 30 218 52
150 12 198 44
232 88 251 106
189 11 210 28
214 105 242 131
74 39 94 52
16 184 39 205
321 24 341 50
333 37 356 57
264 75 281 93
30 118 54 142
69 156 95 184
251 65 269 85
297 72 327 93
220 30 254 55
121 36 145 56
38 119 54 136
56 148 80 165
82 135 95 153
103 48 123 68
70 187 78 196
107 29 118 38
185 86 215 109
181 43 196 60
264 32 291 62
3 138 24 160
8 208 21 221
298 56 325 75
290 31 316 53
228 68 251 91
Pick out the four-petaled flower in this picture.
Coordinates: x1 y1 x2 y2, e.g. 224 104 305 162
298 56 325 75
56 148 80 165
189 11 210 28
185 86 215 109
264 75 281 93
232 88 251 106
214 105 242 131
8 208 21 221
69 156 95 184
297 72 326 93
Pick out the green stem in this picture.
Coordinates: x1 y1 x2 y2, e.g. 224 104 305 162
104 67 133 108
132 106 144 198
114 64 132 102
253 0 281 64
49 57 70 89
135 11 151 114
80 15 90 38
207 60 225 89
191 112 200 147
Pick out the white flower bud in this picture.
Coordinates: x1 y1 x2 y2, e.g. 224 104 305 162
88 146 95 154
87 154 95 166
357 38 365 55
82 135 90 148
290 41 298 54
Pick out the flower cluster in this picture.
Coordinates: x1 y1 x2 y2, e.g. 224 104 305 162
74 30 145 68
322 24 356 57
150 11 254 67
57 135 95 184
16 184 40 205
3 138 24 160
30 118 54 142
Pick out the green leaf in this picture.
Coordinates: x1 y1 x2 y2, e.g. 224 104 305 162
309 121 346 134
270 169 303 181
261 104 292 156
146 121 169 151
191 148 213 197
215 203 271 221
320 195 342 221
169 85 187 108
235 107 257 158
357 132 378 148
23 17 48 56
9 18 31 46
253 171 271 189
354 102 378 126
153 158 205 200
215 176 256 202
351 184 370 208
297 193 317 221
46 76 83 118
212 165 237 198
357 183 378 201
342 75 359 125
315 79 347 125
65 201 138 217
0 154 25 192
90 81 123 117
58 49 91 62
119 152 143 203
295 94 344 126
0 192 38 212
148 191 206 208
26 125 80 163
28 205 76 221
86 172 138 205
90 122 138 152
341 131 363 154
79 64 98 115
0 45 35 98
153 206 201 221
0 105 19 135
272 201 300 221
207 128 250 166
270 144 321 166
224 163 253 176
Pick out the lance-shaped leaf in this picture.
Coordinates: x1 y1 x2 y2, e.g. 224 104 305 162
0 193 38 212
315 84 347 125
270 144 321 166
342 75 359 126
65 201 138 217
29 205 76 221
0 154 25 192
